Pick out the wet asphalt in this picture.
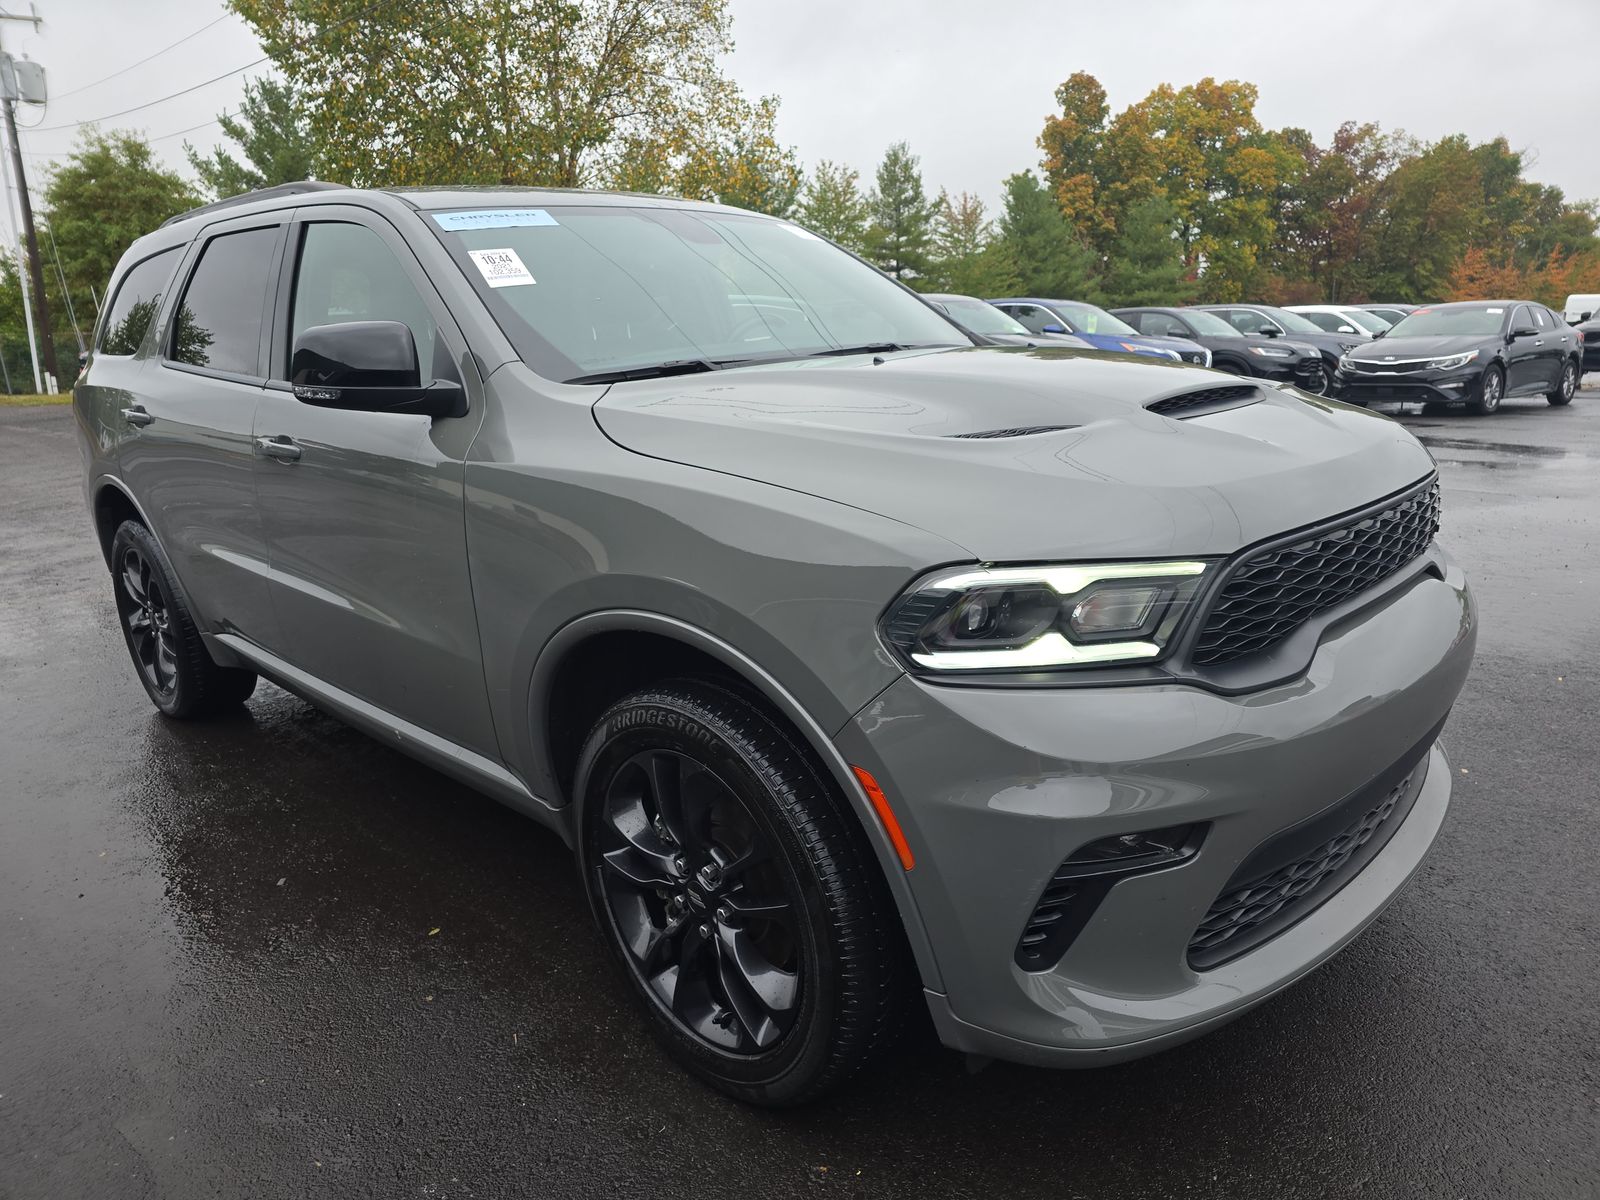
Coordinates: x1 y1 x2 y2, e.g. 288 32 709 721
2 385 1598 1200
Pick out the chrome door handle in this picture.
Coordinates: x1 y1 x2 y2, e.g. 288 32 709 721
121 406 153 427
255 435 302 462
1534 339 1544 346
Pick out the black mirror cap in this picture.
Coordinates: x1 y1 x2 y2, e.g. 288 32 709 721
289 320 468 419
292 320 420 389
1509 326 1539 340
1260 326 1280 337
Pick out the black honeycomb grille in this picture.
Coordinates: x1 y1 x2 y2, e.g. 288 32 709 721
1187 767 1419 969
1191 480 1440 667
1146 384 1257 417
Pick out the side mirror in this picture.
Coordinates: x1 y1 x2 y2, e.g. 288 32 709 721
1372 328 1386 339
1259 325 1280 338
290 320 466 419
1508 325 1538 341
1581 312 1593 323
1337 325 1356 333
1041 323 1067 335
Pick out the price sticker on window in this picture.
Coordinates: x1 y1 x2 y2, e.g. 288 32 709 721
467 247 535 288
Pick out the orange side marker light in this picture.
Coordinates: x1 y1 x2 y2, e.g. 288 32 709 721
851 765 915 871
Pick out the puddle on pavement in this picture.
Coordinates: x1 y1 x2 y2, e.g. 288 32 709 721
1417 436 1571 459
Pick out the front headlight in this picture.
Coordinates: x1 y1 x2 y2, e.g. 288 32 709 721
1427 350 1479 370
1248 346 1294 358
881 561 1211 672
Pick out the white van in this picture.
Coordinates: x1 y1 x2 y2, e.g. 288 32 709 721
1563 294 1600 323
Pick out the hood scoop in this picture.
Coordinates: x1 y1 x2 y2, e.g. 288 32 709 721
1147 384 1260 418
948 424 1078 439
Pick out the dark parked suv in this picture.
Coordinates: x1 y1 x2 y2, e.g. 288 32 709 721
75 182 1476 1106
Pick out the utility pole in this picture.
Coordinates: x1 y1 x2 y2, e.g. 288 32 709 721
0 5 54 391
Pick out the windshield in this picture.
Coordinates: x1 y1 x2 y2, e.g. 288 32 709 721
1051 302 1139 337
428 205 966 381
1256 306 1324 335
1183 309 1241 337
1344 309 1391 334
1387 306 1507 337
939 297 1028 335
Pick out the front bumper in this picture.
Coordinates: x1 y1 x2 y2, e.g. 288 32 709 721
837 552 1475 1065
1336 364 1480 405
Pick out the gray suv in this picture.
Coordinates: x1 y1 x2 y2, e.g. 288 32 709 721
75 182 1477 1106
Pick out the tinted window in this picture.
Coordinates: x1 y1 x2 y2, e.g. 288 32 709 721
1007 305 1054 335
1299 311 1344 333
1140 313 1187 338
99 248 179 356
290 223 440 377
1216 308 1262 334
170 226 279 374
1530 306 1549 328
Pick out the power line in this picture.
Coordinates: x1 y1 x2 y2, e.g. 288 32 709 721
150 112 230 145
50 14 231 100
31 55 269 132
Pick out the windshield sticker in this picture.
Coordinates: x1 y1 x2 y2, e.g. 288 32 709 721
467 247 535 288
1485 307 1503 314
432 209 560 231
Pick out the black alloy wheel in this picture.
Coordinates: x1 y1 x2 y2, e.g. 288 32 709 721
577 679 909 1106
594 746 802 1054
1300 364 1331 395
117 542 178 699
1549 359 1577 406
109 520 257 718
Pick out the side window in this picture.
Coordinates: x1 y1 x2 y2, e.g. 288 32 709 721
169 226 281 375
1530 306 1548 329
1511 305 1535 332
1300 312 1340 332
1146 314 1184 338
1219 309 1254 334
98 248 180 356
289 222 438 377
1009 305 1051 335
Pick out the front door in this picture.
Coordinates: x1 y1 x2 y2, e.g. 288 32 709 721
252 207 496 758
1504 305 1545 393
117 216 288 647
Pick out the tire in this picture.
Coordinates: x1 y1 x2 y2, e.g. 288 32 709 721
1467 364 1504 415
576 679 909 1106
109 520 257 718
1299 363 1331 395
1548 359 1578 406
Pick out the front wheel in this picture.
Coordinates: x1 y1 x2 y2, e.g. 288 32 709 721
1468 364 1504 415
1299 364 1331 395
576 679 909 1106
1548 359 1578 406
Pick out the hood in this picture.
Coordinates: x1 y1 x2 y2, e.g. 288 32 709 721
592 346 1435 562
1348 334 1491 361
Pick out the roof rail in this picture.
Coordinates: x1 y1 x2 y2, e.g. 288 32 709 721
160 180 348 228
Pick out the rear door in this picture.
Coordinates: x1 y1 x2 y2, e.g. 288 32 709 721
252 205 496 757
117 214 287 646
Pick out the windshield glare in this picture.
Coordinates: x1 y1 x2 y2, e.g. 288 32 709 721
1054 303 1139 337
1387 306 1507 337
1182 309 1241 337
942 298 1028 335
1344 309 1391 333
431 206 966 380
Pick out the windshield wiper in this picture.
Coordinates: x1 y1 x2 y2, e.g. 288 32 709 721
565 359 719 385
806 343 910 358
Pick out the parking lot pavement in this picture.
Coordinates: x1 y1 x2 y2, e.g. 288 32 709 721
3 385 1598 1200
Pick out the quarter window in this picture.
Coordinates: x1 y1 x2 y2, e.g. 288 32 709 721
289 222 439 377
169 227 280 375
99 248 180 356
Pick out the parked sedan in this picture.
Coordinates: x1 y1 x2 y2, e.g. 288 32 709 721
990 298 1209 364
1197 303 1363 380
1575 313 1599 373
1334 300 1582 414
1286 304 1392 339
1363 303 1418 326
1112 306 1328 393
924 293 1095 350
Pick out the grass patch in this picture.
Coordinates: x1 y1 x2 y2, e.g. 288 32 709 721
0 392 70 407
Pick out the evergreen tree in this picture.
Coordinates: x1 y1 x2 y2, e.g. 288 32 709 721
185 77 318 198
995 170 1099 300
928 191 1015 296
796 160 870 253
1100 195 1194 305
864 141 937 281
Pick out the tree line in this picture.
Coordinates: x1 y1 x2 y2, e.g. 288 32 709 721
6 1 1595 387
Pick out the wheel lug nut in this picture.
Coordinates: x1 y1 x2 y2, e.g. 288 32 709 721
715 906 729 923
674 855 687 872
698 923 711 938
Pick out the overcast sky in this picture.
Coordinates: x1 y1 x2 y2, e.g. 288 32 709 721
7 0 1597 219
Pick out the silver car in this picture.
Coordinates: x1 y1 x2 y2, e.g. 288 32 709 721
74 183 1477 1106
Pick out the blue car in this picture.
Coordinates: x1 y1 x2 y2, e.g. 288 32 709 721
990 298 1212 366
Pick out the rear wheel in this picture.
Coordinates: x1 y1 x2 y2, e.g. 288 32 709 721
1548 359 1578 406
1468 364 1504 415
577 679 909 1106
110 520 257 718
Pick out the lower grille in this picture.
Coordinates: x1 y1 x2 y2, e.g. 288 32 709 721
1187 750 1431 971
1191 479 1440 666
